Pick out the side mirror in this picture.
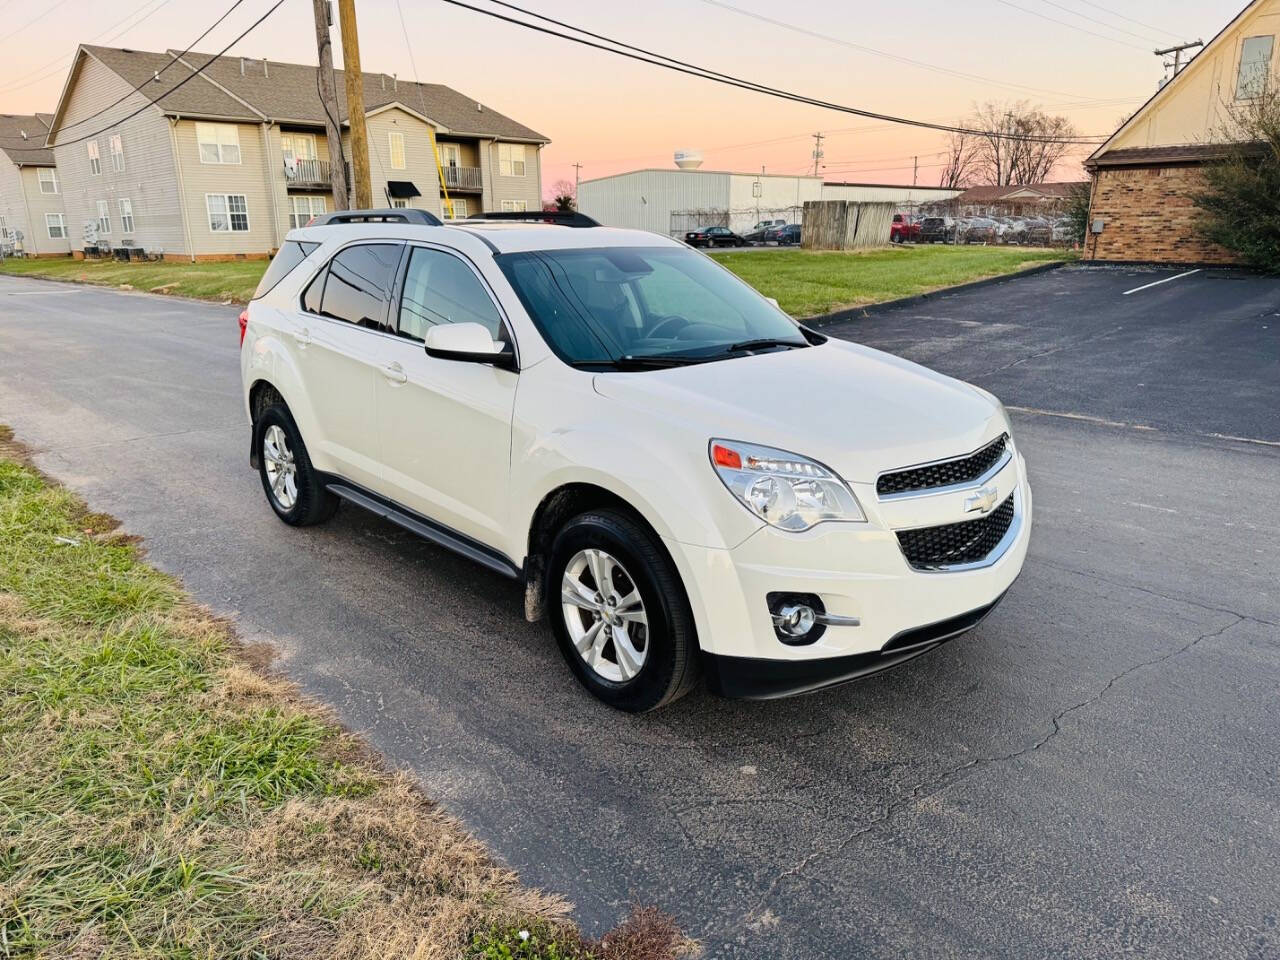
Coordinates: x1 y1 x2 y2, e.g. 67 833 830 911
424 322 517 371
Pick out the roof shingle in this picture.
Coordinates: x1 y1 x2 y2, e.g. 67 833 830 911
0 113 54 165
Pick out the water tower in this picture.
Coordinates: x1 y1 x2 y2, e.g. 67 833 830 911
674 149 704 170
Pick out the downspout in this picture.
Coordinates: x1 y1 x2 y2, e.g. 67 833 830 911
261 122 282 251
168 116 196 262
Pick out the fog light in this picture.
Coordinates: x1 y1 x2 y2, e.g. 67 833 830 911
767 592 827 645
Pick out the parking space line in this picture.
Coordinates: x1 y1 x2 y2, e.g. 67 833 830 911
1122 269 1201 296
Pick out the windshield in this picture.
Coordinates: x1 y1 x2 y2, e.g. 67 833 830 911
495 245 810 368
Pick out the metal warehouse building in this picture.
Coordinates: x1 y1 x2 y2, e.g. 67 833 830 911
577 166 960 237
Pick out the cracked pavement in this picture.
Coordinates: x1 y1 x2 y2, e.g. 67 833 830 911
1 265 1278 958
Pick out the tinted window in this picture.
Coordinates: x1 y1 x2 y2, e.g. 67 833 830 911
253 240 318 299
397 247 504 341
303 268 325 314
318 243 402 331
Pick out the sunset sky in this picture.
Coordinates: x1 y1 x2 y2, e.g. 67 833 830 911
0 0 1247 193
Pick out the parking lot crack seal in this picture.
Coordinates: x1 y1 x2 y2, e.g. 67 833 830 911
740 614 1246 928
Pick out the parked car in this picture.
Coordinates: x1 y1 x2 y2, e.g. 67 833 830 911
919 216 956 244
748 218 785 235
1051 218 1077 244
959 217 999 245
742 222 783 245
1023 218 1053 246
770 223 801 246
685 226 746 248
890 213 921 244
241 208 1031 711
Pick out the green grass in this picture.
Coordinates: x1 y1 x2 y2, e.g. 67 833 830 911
0 257 264 303
710 245 1076 317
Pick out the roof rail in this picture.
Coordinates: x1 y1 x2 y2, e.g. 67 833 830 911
466 210 600 228
309 208 443 227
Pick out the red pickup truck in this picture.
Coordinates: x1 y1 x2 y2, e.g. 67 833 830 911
890 213 922 244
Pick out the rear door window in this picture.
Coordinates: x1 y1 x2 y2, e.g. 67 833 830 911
253 240 318 299
317 243 403 332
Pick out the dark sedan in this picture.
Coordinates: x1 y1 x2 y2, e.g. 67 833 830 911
768 223 801 246
685 226 747 248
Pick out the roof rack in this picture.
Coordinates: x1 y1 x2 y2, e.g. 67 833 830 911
465 210 600 228
309 208 443 227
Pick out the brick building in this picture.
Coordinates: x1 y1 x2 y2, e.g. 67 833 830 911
1084 0 1278 264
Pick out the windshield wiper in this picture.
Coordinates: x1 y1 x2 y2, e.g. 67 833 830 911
720 337 808 355
570 354 711 370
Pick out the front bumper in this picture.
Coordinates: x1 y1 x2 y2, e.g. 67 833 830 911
665 448 1031 697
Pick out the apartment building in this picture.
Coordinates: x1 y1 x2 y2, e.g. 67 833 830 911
44 45 549 260
0 113 71 256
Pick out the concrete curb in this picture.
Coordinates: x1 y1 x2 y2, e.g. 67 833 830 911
802 260 1072 327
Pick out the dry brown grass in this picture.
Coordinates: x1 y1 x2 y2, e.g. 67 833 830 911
0 426 693 959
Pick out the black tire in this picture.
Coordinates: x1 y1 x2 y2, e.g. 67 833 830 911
547 509 700 712
254 403 339 527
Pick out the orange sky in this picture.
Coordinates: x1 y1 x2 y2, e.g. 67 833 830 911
0 0 1246 194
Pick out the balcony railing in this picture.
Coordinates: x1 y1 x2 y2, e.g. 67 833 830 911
442 165 483 191
284 157 330 188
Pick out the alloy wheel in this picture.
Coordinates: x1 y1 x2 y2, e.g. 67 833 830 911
560 548 649 683
262 424 298 510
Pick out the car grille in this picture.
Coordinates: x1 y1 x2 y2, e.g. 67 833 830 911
877 434 1008 497
896 493 1016 570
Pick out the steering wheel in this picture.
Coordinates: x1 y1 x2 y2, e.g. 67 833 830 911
647 314 692 339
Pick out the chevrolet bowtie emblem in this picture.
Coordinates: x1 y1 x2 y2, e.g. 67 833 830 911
964 485 999 515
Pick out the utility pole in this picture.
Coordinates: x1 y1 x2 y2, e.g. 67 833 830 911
572 161 583 199
337 0 372 209
912 155 918 187
311 0 349 210
1155 40 1204 82
811 132 824 177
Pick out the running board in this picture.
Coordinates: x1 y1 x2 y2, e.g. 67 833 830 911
323 479 521 580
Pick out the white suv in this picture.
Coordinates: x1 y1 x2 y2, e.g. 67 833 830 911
241 209 1031 712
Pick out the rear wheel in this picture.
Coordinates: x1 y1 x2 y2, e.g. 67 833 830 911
255 404 338 526
548 509 699 712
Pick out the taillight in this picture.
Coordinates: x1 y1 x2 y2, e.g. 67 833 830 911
238 309 249 347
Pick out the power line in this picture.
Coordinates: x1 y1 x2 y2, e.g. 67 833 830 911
991 0 1150 50
438 0 1108 144
1071 0 1183 41
0 0 250 146
1028 0 1168 44
0 0 76 46
696 0 1095 100
0 0 176 94
3 0 287 152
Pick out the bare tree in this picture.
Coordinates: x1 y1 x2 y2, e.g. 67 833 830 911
939 130 979 189
548 178 577 212
969 100 1078 185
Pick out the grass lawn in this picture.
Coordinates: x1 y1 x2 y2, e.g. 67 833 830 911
0 257 264 304
710 245 1076 317
0 425 691 959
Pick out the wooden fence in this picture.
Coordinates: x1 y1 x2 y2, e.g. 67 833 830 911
801 201 896 249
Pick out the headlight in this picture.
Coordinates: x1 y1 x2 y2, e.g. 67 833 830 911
709 440 865 531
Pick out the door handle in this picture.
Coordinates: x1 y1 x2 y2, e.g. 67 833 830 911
293 327 312 346
380 362 408 384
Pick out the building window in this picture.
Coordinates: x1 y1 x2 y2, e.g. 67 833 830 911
500 199 528 212
498 143 526 177
289 195 326 229
446 198 468 218
118 198 135 235
196 123 242 164
109 134 125 172
440 143 460 168
38 168 58 194
1237 35 1275 99
389 131 406 170
45 213 66 239
281 132 317 162
96 200 111 235
87 140 101 175
207 194 250 232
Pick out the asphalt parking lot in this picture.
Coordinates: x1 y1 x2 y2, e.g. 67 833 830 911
1 264 1277 959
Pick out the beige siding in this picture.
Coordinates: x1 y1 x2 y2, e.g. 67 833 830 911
19 167 71 255
0 160 29 251
481 140 543 213
361 108 443 218
51 54 184 255
1107 0 1280 151
173 119 276 256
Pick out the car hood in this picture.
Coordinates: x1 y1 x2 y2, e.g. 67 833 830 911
592 339 1005 484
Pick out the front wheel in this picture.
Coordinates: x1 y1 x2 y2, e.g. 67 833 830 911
548 510 699 712
255 404 338 526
